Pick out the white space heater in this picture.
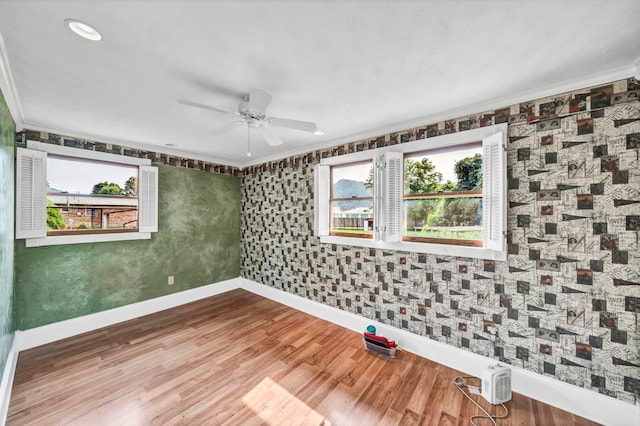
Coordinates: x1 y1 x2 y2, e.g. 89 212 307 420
481 364 512 404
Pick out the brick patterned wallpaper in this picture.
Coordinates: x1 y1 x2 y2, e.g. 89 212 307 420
241 78 640 404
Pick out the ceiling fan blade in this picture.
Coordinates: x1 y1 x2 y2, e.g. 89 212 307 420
248 88 272 113
169 68 242 99
269 117 318 133
258 123 283 146
211 121 245 135
178 99 235 115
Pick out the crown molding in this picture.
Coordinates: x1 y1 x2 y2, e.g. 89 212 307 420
3 30 636 171
241 62 637 169
21 119 244 169
0 32 24 130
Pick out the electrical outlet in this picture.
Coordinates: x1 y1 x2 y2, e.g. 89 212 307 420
168 276 174 285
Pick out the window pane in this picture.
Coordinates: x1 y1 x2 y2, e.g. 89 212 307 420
403 196 482 241
331 200 374 235
331 162 373 198
46 155 138 232
405 144 482 194
331 162 373 236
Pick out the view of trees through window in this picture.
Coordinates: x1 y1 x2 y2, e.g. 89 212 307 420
45 155 139 233
329 144 483 243
91 176 137 196
404 143 483 243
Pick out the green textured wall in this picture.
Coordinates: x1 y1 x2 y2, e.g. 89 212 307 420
14 163 240 329
0 89 15 368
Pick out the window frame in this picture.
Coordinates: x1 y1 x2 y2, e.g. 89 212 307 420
16 141 158 247
314 124 507 260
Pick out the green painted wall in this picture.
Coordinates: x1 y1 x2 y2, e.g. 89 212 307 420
0 89 15 368
14 163 240 329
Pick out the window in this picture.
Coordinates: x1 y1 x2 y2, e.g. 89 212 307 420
16 141 158 247
403 142 483 246
46 155 139 235
330 161 374 238
314 124 506 260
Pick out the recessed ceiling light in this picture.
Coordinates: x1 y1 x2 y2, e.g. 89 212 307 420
314 129 325 136
165 143 178 147
65 19 102 41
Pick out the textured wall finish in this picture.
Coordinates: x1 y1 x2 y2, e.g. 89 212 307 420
241 78 640 404
14 163 240 329
0 89 15 371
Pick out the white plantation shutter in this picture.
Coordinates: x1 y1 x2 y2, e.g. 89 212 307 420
16 148 47 239
482 130 506 252
383 152 403 243
372 156 383 242
138 165 159 233
314 164 330 236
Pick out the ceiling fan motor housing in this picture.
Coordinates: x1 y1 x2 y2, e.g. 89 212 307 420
238 101 266 120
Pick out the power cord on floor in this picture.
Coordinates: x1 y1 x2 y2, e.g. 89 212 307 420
453 376 509 426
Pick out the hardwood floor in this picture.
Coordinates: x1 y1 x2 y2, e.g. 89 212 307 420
8 289 598 425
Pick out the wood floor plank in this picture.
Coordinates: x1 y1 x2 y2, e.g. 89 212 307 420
7 289 600 425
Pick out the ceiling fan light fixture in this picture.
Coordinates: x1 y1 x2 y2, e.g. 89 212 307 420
65 19 102 41
314 129 325 136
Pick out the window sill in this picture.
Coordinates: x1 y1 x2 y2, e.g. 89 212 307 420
24 232 152 247
319 235 506 261
47 228 139 236
330 232 373 239
403 236 482 247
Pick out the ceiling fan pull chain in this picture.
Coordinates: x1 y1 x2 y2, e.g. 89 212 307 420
246 124 252 157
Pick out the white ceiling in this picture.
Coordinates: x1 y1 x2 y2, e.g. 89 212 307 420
1 1 639 168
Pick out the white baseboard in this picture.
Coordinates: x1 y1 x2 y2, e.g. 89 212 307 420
5 277 636 426
13 277 242 351
0 336 19 426
241 278 638 426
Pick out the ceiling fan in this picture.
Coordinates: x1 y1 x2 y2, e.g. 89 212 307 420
178 88 323 155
